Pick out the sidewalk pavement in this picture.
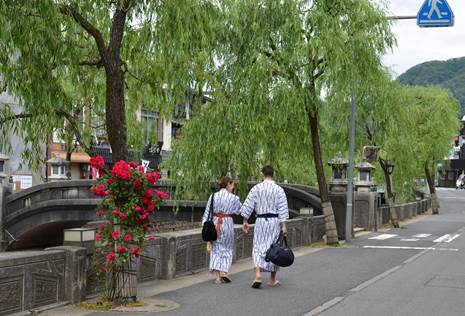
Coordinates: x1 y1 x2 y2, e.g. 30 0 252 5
42 215 429 316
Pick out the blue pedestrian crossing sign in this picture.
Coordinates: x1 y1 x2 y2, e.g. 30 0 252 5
417 0 454 27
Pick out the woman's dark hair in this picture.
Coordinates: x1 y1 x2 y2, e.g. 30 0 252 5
261 165 274 177
218 176 233 189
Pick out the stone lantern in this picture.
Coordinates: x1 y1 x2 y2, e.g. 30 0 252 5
328 157 349 192
47 156 69 181
355 160 375 191
0 153 9 185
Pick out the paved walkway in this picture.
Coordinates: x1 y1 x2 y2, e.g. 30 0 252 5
44 189 465 316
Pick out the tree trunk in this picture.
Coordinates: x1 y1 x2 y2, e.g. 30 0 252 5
105 65 128 162
379 158 399 228
425 162 439 214
308 111 339 245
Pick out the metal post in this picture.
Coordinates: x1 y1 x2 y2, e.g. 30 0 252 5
386 15 417 20
346 85 356 242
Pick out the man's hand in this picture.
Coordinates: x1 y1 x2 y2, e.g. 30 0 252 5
281 222 288 236
242 221 249 234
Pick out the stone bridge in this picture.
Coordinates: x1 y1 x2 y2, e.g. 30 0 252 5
1 180 322 250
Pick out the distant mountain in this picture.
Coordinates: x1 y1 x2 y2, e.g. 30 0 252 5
397 57 465 115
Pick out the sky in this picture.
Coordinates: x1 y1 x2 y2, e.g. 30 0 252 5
381 0 465 77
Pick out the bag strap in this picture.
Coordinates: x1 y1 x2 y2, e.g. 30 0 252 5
207 193 215 221
278 235 288 247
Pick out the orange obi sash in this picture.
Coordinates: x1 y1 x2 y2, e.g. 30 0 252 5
213 212 234 235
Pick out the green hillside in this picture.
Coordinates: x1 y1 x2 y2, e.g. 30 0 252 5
397 57 465 115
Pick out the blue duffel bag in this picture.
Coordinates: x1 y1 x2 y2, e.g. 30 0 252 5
265 235 294 267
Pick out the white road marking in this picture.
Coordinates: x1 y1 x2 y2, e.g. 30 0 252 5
303 297 345 316
369 234 397 240
363 245 458 252
412 234 431 238
433 234 450 243
444 234 460 243
403 249 429 264
349 265 401 292
401 238 419 241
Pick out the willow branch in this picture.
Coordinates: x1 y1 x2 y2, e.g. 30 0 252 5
60 4 108 60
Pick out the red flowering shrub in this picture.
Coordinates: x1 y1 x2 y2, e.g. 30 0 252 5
91 157 167 277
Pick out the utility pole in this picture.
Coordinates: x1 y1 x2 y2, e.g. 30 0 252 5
345 85 356 242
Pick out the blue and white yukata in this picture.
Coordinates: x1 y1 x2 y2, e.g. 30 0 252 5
240 179 289 272
202 188 242 273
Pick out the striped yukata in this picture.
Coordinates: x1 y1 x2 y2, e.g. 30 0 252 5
202 188 242 273
240 179 289 272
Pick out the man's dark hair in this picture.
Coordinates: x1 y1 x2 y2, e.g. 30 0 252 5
261 165 274 177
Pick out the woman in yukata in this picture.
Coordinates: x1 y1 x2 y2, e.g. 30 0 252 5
202 176 242 284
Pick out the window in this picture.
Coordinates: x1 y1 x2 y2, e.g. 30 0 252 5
141 109 158 145
0 161 4 173
52 165 65 176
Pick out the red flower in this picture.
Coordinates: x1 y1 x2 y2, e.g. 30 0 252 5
133 180 142 190
134 206 143 213
95 233 101 241
111 231 120 239
130 247 140 257
111 161 131 181
140 212 149 220
119 212 127 220
138 166 145 172
144 189 152 198
129 161 139 168
118 246 127 253
96 209 105 217
106 251 117 261
107 178 114 185
146 172 161 185
97 224 105 231
123 234 132 242
154 189 170 200
90 156 105 169
147 235 156 241
91 183 108 197
146 202 155 212
112 209 120 217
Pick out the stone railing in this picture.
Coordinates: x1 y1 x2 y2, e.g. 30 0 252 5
0 246 86 315
378 199 431 226
87 215 326 292
0 214 326 313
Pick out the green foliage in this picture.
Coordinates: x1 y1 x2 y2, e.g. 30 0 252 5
398 57 465 115
165 0 395 199
0 0 219 168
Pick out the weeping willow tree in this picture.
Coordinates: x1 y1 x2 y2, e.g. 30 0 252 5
166 0 394 244
0 0 219 167
406 86 460 214
327 69 425 227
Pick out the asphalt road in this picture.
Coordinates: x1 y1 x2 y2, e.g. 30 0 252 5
319 188 465 316
87 188 465 316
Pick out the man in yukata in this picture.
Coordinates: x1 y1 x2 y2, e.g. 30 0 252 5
241 165 289 288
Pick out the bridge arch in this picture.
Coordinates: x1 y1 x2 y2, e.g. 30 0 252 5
3 180 321 250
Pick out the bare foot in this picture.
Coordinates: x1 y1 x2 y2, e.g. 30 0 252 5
267 280 280 287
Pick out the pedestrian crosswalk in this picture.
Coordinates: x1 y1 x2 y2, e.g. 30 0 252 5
368 233 460 243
